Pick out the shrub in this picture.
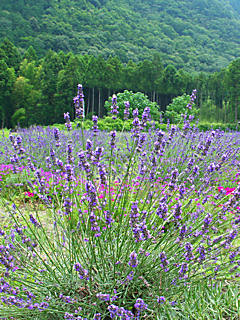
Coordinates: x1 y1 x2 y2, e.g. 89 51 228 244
104 90 161 121
165 93 199 123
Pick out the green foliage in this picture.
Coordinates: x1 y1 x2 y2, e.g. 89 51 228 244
97 116 132 131
11 107 26 127
0 38 21 70
104 90 161 121
0 0 239 72
0 60 16 127
197 122 239 131
165 94 199 123
0 36 239 128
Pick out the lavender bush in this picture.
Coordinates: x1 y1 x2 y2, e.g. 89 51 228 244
0 87 240 319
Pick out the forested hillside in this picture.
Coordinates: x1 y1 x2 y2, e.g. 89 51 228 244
0 0 240 72
0 38 239 128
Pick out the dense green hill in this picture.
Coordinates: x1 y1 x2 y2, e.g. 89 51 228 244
0 0 240 71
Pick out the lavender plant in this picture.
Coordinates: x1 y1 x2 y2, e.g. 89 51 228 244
0 87 240 320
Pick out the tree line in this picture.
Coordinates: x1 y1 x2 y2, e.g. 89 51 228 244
0 38 239 128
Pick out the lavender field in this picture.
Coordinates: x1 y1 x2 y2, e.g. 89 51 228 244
0 88 240 320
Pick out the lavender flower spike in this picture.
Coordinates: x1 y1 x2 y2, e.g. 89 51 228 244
124 101 130 120
186 89 197 110
73 84 85 119
92 115 99 136
74 263 89 280
111 94 119 120
64 112 72 131
128 251 138 268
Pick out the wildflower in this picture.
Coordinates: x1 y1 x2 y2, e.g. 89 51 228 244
73 84 85 119
124 101 130 120
154 130 165 154
63 198 72 215
157 296 166 304
64 112 72 131
173 201 182 220
202 214 212 233
78 151 91 178
53 128 61 147
156 202 168 219
159 252 169 271
92 115 99 136
111 94 118 120
96 293 110 301
105 210 114 227
141 107 150 126
132 115 141 139
133 108 139 118
85 181 98 209
134 298 148 311
128 251 138 268
179 262 188 279
65 164 75 182
136 134 146 152
186 89 197 109
185 242 194 261
98 163 107 185
50 148 56 165
110 131 116 149
169 168 179 190
177 224 187 242
89 211 101 236
67 140 74 164
29 214 41 228
94 146 104 165
74 263 89 280
197 245 206 263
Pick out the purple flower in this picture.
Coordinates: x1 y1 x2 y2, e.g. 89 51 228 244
110 131 117 149
96 293 110 301
159 252 169 271
157 296 166 304
85 181 98 209
173 201 182 220
73 84 85 119
98 163 107 185
108 304 119 318
136 134 146 152
29 214 41 228
65 164 75 182
94 146 103 165
197 245 206 263
133 108 139 119
74 263 89 280
128 251 138 268
132 116 141 139
111 94 119 120
63 198 72 215
53 128 61 147
185 242 194 261
141 107 150 126
64 112 72 131
179 262 188 279
186 89 197 110
92 116 99 136
134 298 148 316
124 101 130 120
